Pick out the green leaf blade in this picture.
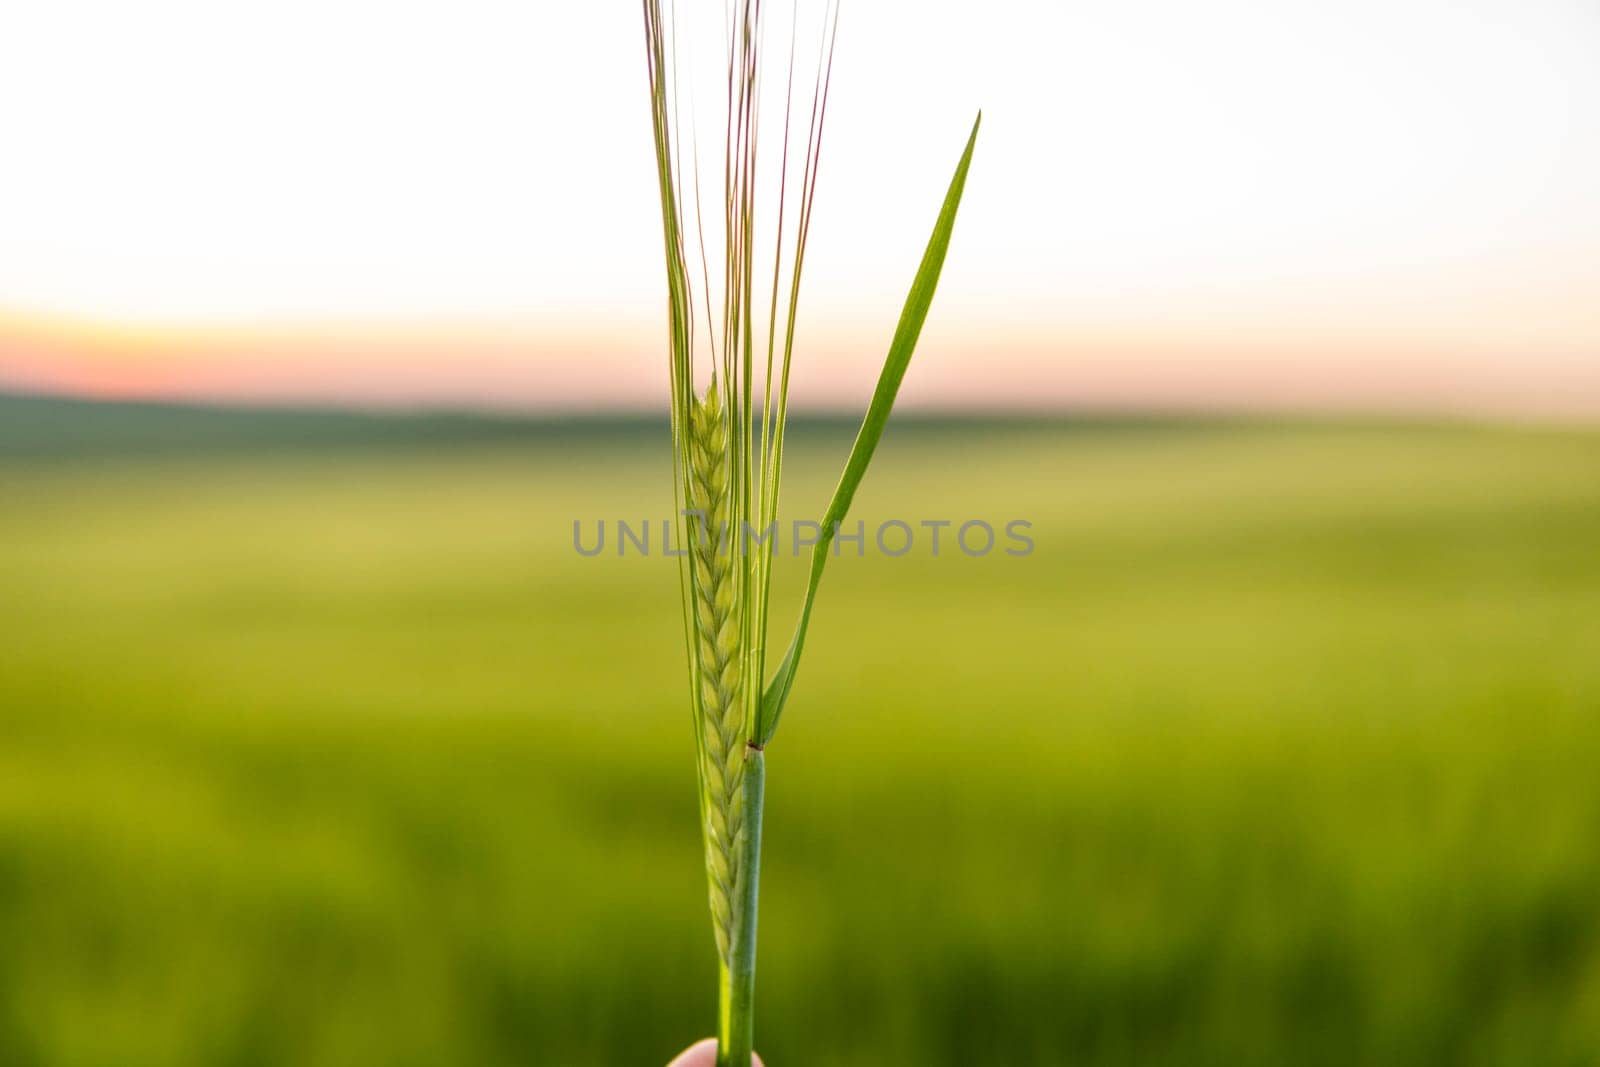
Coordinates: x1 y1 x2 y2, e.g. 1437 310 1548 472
756 111 983 747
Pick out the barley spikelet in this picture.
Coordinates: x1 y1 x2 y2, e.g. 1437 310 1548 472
689 382 745 965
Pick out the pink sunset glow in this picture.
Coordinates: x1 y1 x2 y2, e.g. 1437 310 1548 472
3 310 1596 418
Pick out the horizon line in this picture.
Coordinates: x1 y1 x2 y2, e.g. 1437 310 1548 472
4 384 1596 432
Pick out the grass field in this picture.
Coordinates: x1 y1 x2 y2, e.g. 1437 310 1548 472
2 402 1599 1065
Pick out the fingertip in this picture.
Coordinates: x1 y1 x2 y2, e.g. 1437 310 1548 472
667 1038 719 1067
666 1039 764 1067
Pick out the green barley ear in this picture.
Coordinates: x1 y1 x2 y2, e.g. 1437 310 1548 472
642 2 977 1061
689 381 745 966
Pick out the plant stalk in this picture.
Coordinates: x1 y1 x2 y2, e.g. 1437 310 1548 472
717 748 765 1067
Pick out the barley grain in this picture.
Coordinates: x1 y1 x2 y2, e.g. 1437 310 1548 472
690 383 745 965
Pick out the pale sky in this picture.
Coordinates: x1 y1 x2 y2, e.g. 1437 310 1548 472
0 0 1596 413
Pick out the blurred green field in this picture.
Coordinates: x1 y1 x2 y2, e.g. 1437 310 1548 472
2 406 1599 1066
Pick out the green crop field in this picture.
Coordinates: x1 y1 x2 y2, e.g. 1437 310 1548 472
2 401 1598 1066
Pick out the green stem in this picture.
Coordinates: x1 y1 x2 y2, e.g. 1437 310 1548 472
717 749 765 1067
